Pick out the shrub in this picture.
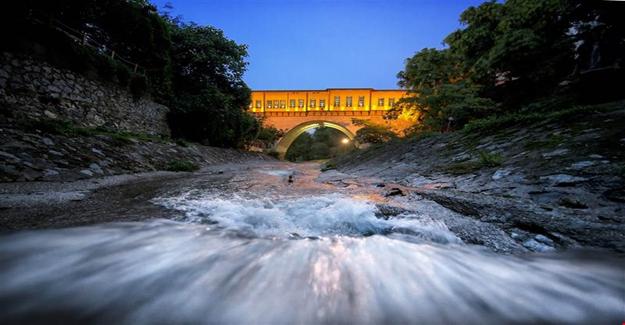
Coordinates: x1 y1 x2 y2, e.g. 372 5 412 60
266 150 280 159
477 150 503 167
116 64 132 87
320 162 336 171
129 74 148 98
94 56 117 82
443 150 502 175
165 159 199 172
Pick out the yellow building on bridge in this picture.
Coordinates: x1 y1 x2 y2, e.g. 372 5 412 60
249 88 407 113
248 88 413 159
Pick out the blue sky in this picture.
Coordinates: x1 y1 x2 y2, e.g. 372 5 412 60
151 0 486 90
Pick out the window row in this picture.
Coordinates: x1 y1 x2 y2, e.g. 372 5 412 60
254 97 396 109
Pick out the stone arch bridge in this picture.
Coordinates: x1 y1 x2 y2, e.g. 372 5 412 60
249 88 413 159
254 111 406 159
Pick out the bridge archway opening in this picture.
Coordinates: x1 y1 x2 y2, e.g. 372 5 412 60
275 121 358 160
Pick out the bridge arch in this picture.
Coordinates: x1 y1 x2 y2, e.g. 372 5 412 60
274 120 357 159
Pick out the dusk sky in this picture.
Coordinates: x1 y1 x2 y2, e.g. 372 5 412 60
151 0 486 90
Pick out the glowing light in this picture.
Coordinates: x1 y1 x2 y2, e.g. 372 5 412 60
341 138 350 144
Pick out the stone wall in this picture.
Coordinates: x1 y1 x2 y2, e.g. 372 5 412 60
0 53 170 136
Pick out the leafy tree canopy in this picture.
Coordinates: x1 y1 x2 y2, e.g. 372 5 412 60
398 0 625 132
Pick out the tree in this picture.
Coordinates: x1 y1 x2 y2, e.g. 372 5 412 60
397 49 494 130
398 0 624 131
285 127 353 162
166 21 257 147
353 119 398 143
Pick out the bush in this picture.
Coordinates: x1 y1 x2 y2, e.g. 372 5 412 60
94 56 117 82
477 150 503 167
129 74 148 98
320 162 336 171
355 126 397 144
443 150 502 175
266 150 280 159
165 159 199 172
116 64 132 87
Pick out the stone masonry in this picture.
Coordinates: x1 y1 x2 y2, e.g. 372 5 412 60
0 53 170 136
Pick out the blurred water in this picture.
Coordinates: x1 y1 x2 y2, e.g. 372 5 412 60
0 193 623 324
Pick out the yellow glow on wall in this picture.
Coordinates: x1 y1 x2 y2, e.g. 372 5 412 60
249 88 409 113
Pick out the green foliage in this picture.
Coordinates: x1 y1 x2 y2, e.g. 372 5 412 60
397 48 495 130
165 159 199 172
524 134 565 150
462 100 624 134
25 119 167 144
285 127 354 162
129 74 148 99
1 0 172 94
3 1 261 149
165 21 255 147
477 150 503 167
443 150 502 175
398 0 625 132
320 162 336 172
353 119 397 144
116 64 132 87
257 126 283 144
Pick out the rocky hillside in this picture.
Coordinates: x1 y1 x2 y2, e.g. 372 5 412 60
0 120 271 182
333 101 625 252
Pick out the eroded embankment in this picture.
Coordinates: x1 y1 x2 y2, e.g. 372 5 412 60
332 104 625 252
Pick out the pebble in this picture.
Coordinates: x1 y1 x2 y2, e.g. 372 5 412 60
89 163 104 174
42 137 54 146
568 161 594 170
0 150 19 161
80 169 94 177
492 168 513 181
534 234 554 246
44 169 60 176
48 150 64 156
542 148 569 158
539 174 588 186
522 239 555 253
43 110 57 119
91 148 104 156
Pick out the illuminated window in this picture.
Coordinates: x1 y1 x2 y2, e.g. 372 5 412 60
273 100 279 109
298 99 304 108
389 98 395 107
266 100 272 108
358 96 365 107
319 99 326 108
289 99 296 108
280 100 286 108
334 96 340 107
346 96 353 107
255 100 261 108
310 99 316 108
378 98 384 107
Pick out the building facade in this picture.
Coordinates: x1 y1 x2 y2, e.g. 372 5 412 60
249 88 408 114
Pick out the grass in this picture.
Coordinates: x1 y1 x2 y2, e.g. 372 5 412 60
443 150 503 175
26 119 169 144
165 159 199 172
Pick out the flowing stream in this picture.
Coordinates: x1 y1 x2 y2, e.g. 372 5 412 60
0 184 624 324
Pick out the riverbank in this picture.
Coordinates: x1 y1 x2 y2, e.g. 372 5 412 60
0 160 623 324
332 102 625 252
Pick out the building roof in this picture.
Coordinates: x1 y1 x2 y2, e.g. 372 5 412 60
252 88 404 92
